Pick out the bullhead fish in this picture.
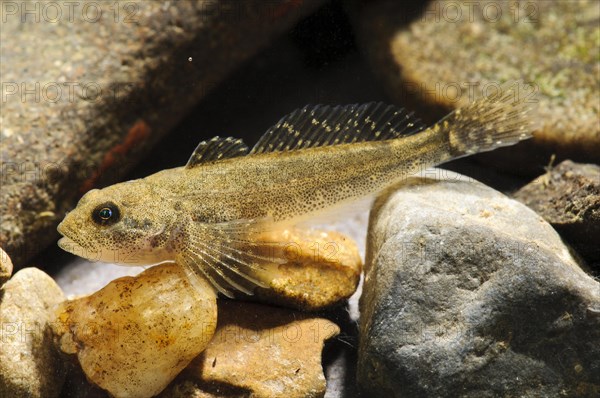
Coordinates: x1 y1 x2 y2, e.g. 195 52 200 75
57 84 534 297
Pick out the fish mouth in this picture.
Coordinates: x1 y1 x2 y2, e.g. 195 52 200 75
57 222 91 257
57 221 120 263
57 222 73 248
57 235 86 256
57 234 105 262
56 220 68 238
57 236 74 251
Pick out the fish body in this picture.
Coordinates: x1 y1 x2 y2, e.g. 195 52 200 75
58 84 534 296
144 129 444 222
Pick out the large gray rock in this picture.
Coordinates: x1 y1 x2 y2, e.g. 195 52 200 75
359 171 600 397
0 0 325 267
0 268 66 398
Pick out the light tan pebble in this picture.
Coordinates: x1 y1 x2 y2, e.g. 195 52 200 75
250 228 362 311
0 268 66 398
183 300 340 398
52 263 217 398
0 247 13 287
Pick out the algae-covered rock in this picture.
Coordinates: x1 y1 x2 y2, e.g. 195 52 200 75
355 0 599 175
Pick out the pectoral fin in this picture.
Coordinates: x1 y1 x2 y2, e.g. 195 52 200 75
176 218 288 298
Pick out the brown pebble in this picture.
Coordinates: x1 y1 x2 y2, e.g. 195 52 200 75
184 300 340 398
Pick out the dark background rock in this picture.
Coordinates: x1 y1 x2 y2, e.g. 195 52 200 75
514 160 600 273
0 0 325 268
359 173 600 397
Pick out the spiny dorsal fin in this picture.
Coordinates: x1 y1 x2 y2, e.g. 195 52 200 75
186 136 249 168
250 102 426 154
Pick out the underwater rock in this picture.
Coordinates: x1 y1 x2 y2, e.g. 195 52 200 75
52 263 218 398
354 0 599 175
0 268 66 398
0 0 326 268
514 160 600 268
158 381 219 398
0 247 13 286
251 228 362 311
358 170 600 397
171 300 339 398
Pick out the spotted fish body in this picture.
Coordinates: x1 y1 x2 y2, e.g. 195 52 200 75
57 84 534 296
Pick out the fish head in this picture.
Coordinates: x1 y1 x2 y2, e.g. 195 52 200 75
57 180 173 266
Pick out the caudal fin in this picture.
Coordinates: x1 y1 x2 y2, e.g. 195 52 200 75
436 81 536 157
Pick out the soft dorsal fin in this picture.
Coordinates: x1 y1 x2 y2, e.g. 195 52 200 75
250 102 426 154
186 136 249 168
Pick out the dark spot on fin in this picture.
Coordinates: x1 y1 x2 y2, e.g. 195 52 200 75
186 136 249 168
250 102 427 154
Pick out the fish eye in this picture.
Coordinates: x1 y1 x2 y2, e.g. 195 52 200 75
92 202 121 226
98 208 112 219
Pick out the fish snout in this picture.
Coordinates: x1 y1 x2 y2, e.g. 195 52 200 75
56 220 66 236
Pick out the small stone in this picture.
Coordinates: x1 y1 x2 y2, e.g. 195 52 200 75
0 268 66 398
52 263 218 398
158 380 219 398
358 170 600 397
251 228 362 311
514 160 600 268
354 0 600 175
0 247 13 286
172 300 339 398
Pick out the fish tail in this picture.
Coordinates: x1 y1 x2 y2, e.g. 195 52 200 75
435 81 536 157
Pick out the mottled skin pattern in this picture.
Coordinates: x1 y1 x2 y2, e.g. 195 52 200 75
155 131 446 222
58 86 532 296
